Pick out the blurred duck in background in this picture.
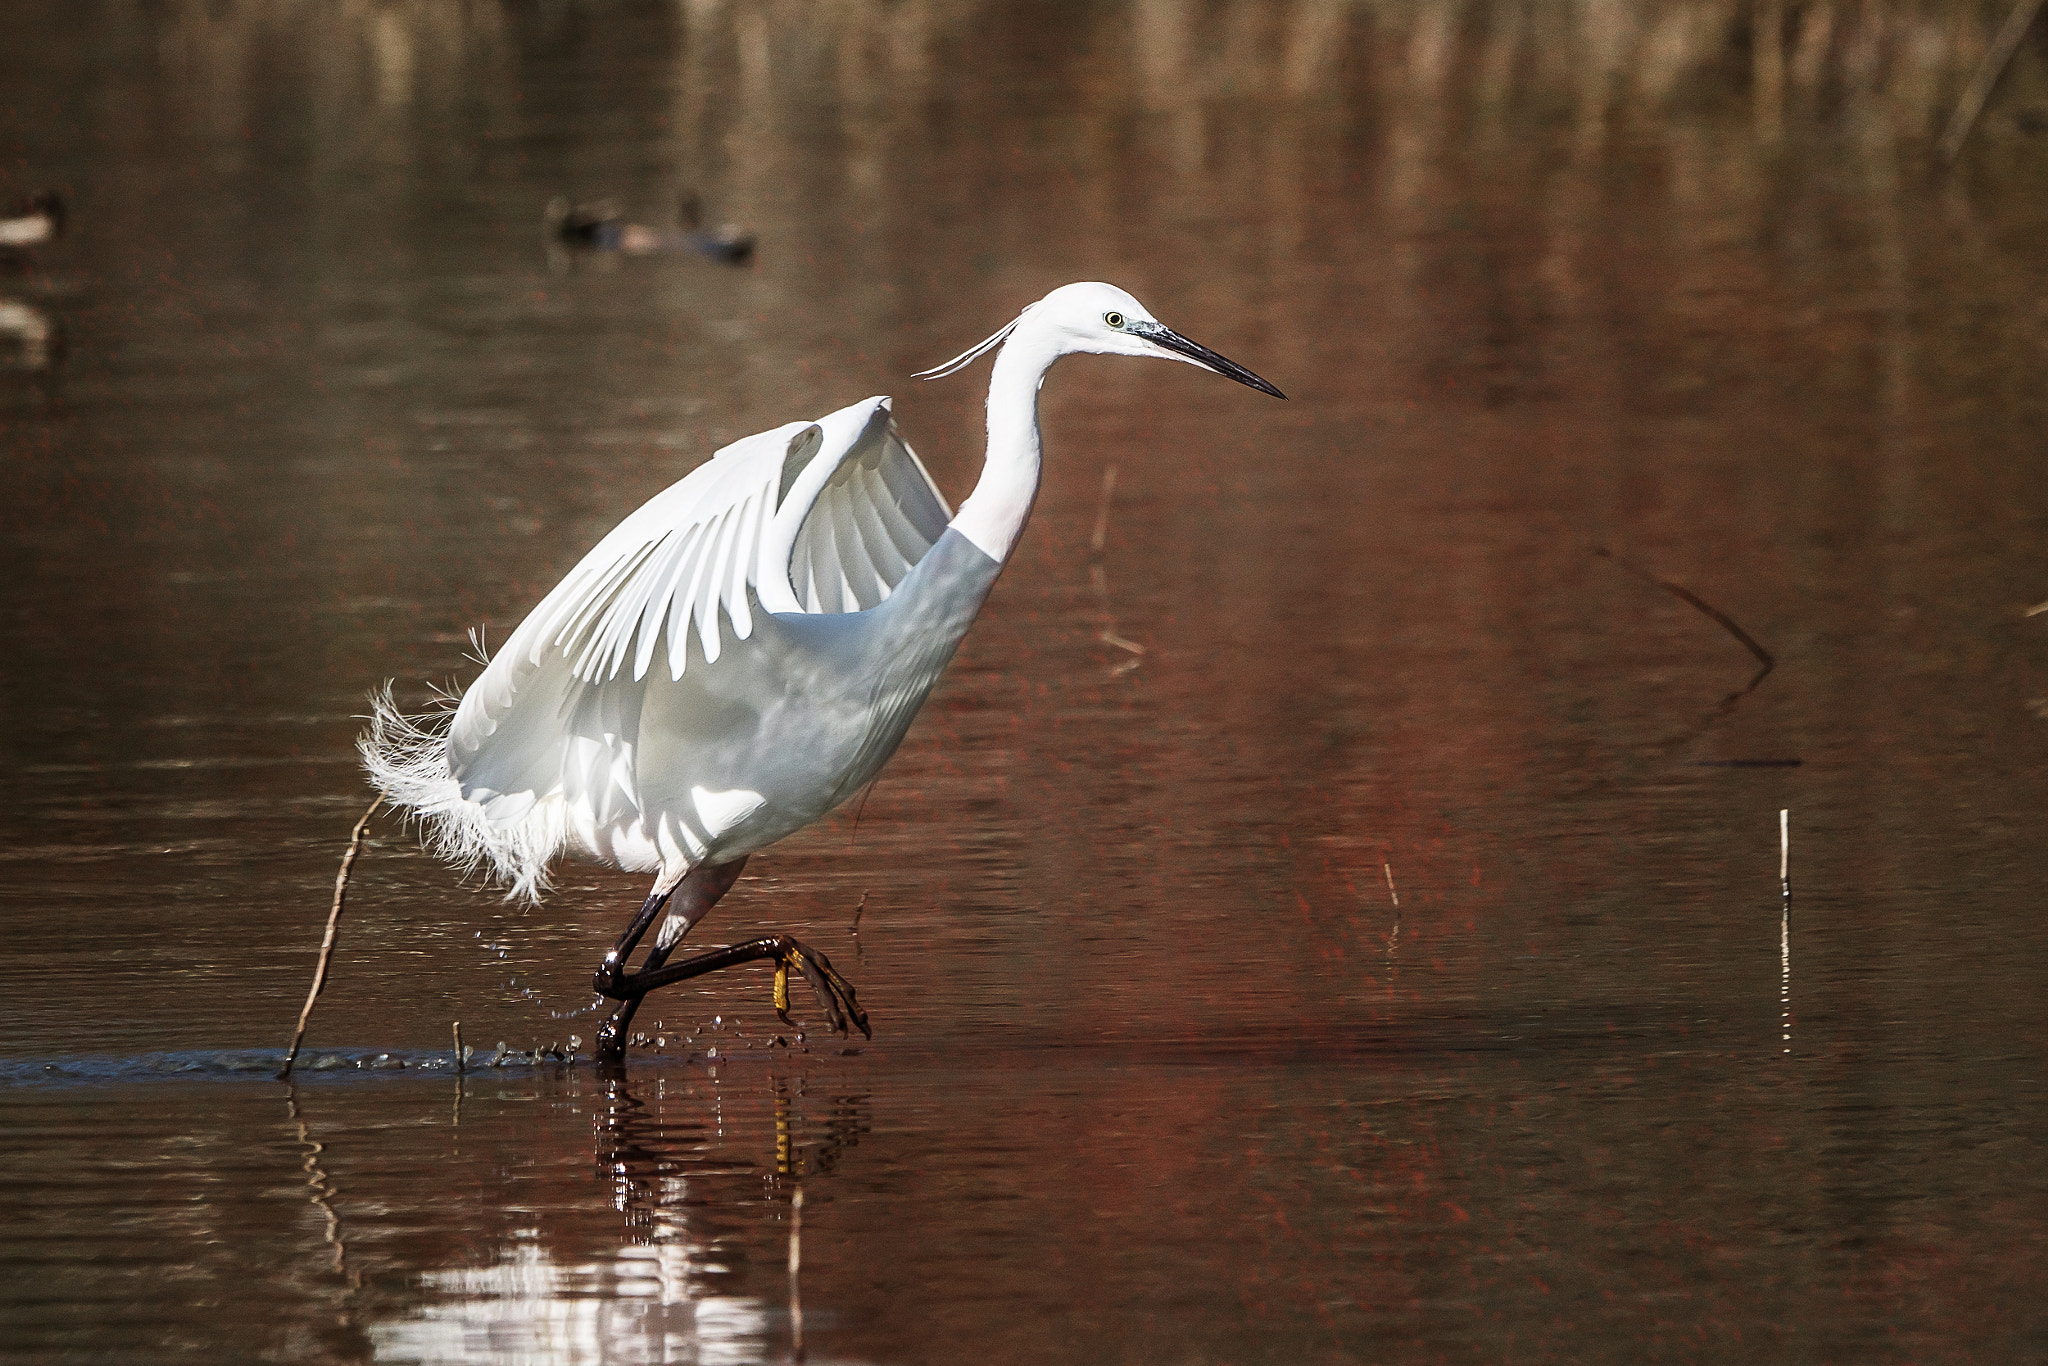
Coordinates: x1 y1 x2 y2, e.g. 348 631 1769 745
0 297 59 371
0 191 64 254
545 192 755 266
0 191 66 373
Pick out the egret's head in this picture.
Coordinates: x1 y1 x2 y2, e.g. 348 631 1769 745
916 281 1285 398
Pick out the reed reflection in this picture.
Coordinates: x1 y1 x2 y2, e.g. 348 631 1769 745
285 1085 360 1288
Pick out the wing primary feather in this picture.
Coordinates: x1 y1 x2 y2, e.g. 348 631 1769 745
671 505 729 671
833 483 886 607
878 441 952 544
604 531 678 679
805 510 843 612
696 505 742 663
662 531 710 680
870 458 930 557
633 524 702 681
722 490 762 643
847 468 912 586
668 507 728 677
802 552 824 614
893 435 954 527
566 542 660 679
556 544 650 658
864 462 926 570
813 489 860 609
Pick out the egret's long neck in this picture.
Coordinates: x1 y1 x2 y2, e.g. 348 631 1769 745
950 328 1059 565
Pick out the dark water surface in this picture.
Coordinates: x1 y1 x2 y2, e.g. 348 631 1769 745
3 2 2046 1361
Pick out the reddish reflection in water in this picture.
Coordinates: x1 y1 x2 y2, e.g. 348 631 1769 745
2 1 2046 1362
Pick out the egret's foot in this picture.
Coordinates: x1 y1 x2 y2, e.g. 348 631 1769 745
594 933 872 1044
771 938 870 1040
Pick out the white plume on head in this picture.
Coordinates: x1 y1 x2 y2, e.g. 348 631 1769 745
913 302 1037 381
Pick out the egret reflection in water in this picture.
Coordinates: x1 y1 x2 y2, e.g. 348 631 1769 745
359 1064 862 1365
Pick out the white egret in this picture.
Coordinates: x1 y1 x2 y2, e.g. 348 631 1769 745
363 281 1283 1060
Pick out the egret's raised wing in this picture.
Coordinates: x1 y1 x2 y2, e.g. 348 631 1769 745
497 395 951 690
445 396 951 839
769 398 953 615
498 419 811 688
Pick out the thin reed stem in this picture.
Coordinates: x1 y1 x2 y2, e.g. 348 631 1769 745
277 797 383 1080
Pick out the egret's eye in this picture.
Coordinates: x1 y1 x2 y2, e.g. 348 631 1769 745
1103 311 1126 328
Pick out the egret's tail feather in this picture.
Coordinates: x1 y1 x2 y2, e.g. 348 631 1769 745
359 683 565 903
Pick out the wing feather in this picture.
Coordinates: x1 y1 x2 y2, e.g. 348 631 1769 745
694 506 740 664
831 483 887 608
873 457 947 560
633 524 702 682
443 396 957 865
659 530 709 674
817 508 854 611
725 490 763 641
841 477 905 597
849 464 916 580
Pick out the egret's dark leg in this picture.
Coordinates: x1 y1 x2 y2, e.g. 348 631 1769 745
590 857 868 1062
591 889 677 998
593 858 748 1063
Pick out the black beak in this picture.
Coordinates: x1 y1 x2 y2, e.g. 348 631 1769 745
1129 321 1286 399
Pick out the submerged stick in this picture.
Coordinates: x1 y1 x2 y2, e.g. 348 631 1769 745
453 1021 465 1074
1939 0 2047 164
1595 547 1775 704
277 797 383 1080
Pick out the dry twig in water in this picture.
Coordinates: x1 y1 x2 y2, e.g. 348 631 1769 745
277 797 383 1080
1939 0 2047 164
1594 546 1775 707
